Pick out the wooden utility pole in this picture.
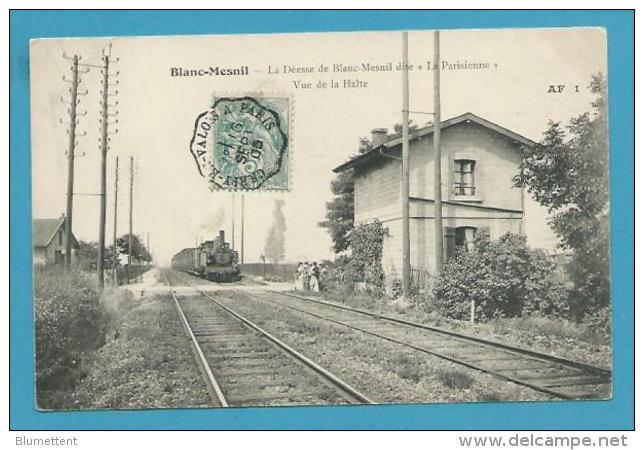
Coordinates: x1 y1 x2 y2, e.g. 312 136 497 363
97 46 119 288
112 156 119 286
241 194 245 264
63 55 80 270
97 54 109 287
231 193 236 250
128 156 134 281
433 30 444 269
401 32 412 299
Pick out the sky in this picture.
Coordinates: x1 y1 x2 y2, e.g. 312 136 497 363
30 27 607 265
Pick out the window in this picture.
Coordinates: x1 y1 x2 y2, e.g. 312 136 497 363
58 230 63 245
455 227 477 252
454 160 476 196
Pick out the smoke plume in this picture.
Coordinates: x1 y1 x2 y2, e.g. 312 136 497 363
264 200 286 263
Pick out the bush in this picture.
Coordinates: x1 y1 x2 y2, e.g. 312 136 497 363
34 266 104 408
581 305 612 344
436 369 474 389
393 353 423 383
433 233 568 321
348 220 388 295
319 255 355 294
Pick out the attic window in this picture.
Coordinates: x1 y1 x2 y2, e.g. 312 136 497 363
454 160 476 196
58 230 63 245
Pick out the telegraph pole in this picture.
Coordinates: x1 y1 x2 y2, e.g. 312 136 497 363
61 54 88 269
128 156 134 281
64 56 79 270
97 54 109 287
97 45 119 288
112 156 119 285
401 32 411 299
231 193 236 250
433 30 444 269
147 232 151 270
241 194 245 264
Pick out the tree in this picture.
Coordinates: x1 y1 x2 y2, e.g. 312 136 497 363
319 137 371 253
390 119 420 138
264 200 286 264
320 119 423 254
76 240 121 270
318 170 355 253
513 74 609 320
76 240 98 270
115 233 152 263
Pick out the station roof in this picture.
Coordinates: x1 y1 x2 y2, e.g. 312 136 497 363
333 112 536 173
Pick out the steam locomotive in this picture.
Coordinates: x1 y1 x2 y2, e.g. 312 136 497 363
171 229 241 282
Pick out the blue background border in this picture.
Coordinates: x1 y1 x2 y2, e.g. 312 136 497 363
9 10 634 430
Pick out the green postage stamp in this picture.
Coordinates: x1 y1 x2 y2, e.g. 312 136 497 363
190 95 290 191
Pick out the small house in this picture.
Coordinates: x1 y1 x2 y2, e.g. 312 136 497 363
32 216 79 265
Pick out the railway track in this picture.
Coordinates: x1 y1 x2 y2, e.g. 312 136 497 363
228 286 612 401
162 270 373 407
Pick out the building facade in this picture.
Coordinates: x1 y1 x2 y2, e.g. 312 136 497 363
333 113 534 278
32 216 79 265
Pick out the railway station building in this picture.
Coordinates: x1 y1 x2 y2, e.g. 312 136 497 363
333 112 535 278
32 215 79 265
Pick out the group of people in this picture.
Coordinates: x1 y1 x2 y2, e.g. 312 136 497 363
294 261 321 292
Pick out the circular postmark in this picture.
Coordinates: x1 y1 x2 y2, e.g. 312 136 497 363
190 96 289 191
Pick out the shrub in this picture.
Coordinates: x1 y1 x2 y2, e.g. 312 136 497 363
319 255 356 294
582 305 612 344
348 220 388 295
389 277 404 299
34 266 104 408
436 369 474 389
433 233 568 321
393 353 423 383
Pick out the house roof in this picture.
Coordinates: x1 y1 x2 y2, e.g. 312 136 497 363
333 112 536 173
32 217 79 248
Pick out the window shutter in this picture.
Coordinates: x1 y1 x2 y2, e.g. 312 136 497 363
471 161 476 195
444 226 456 261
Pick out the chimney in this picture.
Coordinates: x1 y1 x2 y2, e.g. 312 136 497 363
370 128 388 147
219 229 225 249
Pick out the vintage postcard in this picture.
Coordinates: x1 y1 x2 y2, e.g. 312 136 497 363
29 27 611 411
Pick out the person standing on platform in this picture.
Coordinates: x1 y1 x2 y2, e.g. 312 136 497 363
294 262 304 290
302 262 310 290
309 261 320 292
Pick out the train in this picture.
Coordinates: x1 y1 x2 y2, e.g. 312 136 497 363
171 229 241 282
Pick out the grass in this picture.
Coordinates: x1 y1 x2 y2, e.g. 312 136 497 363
73 294 209 409
34 266 104 409
436 369 475 390
314 285 611 368
477 392 502 402
490 316 610 347
393 353 423 383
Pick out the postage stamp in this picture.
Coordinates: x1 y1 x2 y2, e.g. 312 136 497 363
190 95 290 191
